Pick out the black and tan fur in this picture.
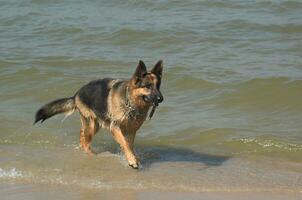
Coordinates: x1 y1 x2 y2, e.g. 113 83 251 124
34 60 164 169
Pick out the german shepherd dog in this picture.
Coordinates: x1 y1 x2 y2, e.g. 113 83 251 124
34 60 163 169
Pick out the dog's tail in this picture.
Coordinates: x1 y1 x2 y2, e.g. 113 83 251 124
34 97 76 124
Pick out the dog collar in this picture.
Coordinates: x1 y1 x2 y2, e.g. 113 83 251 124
125 86 147 118
124 86 158 119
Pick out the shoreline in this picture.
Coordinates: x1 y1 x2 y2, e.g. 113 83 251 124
1 146 302 199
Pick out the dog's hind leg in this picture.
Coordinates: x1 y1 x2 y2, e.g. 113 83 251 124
79 114 99 155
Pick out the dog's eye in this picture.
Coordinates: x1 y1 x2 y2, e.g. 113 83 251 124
144 84 152 89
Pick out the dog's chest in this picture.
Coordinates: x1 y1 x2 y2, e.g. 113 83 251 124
119 111 147 131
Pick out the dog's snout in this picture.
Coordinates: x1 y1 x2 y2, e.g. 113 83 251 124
157 95 163 103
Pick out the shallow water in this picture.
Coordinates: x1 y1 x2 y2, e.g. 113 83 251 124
1 0 302 194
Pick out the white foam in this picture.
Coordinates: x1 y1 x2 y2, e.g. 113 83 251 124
0 168 24 179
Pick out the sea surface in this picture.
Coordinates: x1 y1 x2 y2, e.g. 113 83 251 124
0 0 302 197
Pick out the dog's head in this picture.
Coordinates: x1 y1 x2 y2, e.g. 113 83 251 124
130 60 164 107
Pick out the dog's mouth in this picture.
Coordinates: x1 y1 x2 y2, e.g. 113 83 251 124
142 95 159 106
143 95 152 103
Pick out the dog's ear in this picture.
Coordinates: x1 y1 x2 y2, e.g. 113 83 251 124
132 60 147 84
151 60 163 77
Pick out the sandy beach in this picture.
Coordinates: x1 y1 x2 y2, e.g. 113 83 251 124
1 182 301 200
1 145 301 199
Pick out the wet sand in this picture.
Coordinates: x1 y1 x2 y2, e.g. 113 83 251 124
1 182 301 200
1 156 302 200
1 145 302 199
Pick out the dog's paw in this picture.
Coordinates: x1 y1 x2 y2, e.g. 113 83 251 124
129 163 139 169
128 158 140 169
126 153 141 169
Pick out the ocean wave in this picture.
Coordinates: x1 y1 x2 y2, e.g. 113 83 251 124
215 77 302 111
220 19 302 34
221 136 302 162
0 168 25 179
239 138 302 152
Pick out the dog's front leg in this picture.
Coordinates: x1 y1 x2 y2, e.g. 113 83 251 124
110 125 139 169
126 132 140 163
